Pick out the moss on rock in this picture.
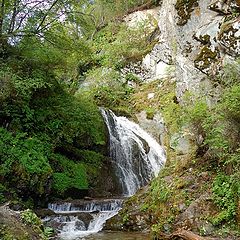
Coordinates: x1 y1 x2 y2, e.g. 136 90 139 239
194 46 219 73
218 17 240 57
175 0 199 26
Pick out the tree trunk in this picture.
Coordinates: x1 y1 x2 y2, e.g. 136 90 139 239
8 0 19 34
0 0 5 36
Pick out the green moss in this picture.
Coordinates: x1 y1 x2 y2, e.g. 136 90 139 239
131 79 182 133
175 0 199 26
196 34 211 45
194 46 219 72
218 19 240 55
52 154 88 194
146 108 155 119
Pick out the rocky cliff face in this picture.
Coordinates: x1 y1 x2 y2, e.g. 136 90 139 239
124 0 240 100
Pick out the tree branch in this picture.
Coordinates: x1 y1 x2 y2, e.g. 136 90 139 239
8 0 19 34
36 0 60 32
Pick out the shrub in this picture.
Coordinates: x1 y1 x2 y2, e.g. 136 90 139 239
21 209 42 226
212 174 240 225
52 154 88 194
0 128 53 196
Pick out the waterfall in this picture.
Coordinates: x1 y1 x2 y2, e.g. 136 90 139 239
48 199 122 213
45 109 166 239
100 108 166 196
45 199 123 240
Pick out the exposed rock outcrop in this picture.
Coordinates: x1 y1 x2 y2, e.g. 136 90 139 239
0 204 46 240
123 0 239 101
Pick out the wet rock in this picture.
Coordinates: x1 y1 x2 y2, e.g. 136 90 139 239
35 208 56 218
104 214 124 231
44 212 93 230
105 211 150 232
89 157 121 197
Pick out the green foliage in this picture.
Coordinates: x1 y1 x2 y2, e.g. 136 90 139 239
29 91 106 146
125 73 141 84
52 154 88 194
221 84 240 119
0 128 52 195
146 108 155 120
212 174 240 225
0 67 16 101
21 209 42 227
219 59 240 87
93 21 156 69
91 0 155 25
84 67 134 110
184 100 208 126
150 179 171 204
43 227 54 239
181 62 240 226
122 213 130 224
0 60 106 202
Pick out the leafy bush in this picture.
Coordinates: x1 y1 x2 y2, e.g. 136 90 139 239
212 174 240 225
85 67 134 109
21 209 42 226
0 128 52 196
182 86 240 225
93 21 156 69
52 154 88 194
0 65 107 202
221 84 240 120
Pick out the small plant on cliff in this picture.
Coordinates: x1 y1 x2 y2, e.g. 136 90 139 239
212 174 240 225
21 209 42 226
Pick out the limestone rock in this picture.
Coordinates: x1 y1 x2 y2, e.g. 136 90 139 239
218 17 240 57
136 111 166 145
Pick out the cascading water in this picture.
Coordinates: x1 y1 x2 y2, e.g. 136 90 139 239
45 109 166 239
44 199 123 240
100 108 166 196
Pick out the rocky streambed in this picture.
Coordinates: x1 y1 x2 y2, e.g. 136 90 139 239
39 198 127 240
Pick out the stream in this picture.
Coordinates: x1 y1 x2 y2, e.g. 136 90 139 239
81 231 150 240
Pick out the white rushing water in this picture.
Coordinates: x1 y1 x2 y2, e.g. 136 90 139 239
100 108 166 196
46 200 123 240
59 211 118 240
48 199 122 213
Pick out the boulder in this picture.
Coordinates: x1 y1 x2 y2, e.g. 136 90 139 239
0 204 45 240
